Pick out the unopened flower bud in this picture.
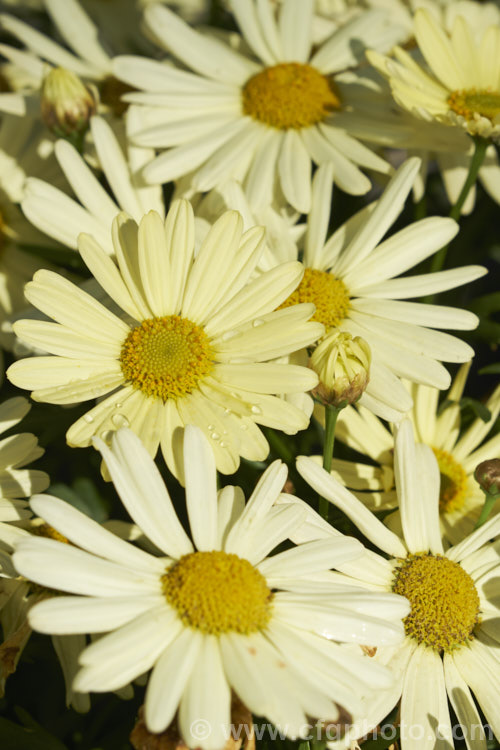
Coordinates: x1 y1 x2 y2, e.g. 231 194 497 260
41 67 97 140
474 458 500 496
310 331 371 407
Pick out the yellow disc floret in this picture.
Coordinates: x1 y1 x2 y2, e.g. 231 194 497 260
242 63 341 130
120 315 214 402
448 88 500 122
393 553 480 653
432 447 468 514
162 550 273 635
279 267 350 329
32 523 69 544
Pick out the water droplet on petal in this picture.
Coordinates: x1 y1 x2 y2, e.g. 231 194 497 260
83 414 94 423
240 423 248 431
251 405 262 415
112 414 130 428
219 441 227 448
207 424 215 431
100 430 112 442
211 432 220 441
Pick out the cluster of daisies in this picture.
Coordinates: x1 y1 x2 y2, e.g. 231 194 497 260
0 0 498 749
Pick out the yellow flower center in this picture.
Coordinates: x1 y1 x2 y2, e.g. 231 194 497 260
393 553 480 653
162 550 273 635
279 267 350 329
432 447 468 514
448 88 500 122
32 523 69 544
119 316 214 402
242 63 341 130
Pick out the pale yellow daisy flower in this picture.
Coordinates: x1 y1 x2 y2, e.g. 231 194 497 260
7 201 322 480
13 426 408 745
368 6 500 141
114 0 400 213
290 419 500 749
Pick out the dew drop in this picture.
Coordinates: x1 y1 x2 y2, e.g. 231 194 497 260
83 414 94 423
211 432 220 441
114 402 122 409
100 430 112 442
112 414 130 428
251 405 262 415
221 329 237 341
219 441 227 448
207 424 215 431
252 318 264 327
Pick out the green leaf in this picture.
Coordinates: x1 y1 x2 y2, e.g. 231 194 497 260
0 714 68 750
460 397 492 423
480 363 500 375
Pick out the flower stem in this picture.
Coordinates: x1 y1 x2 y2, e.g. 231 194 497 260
318 404 341 520
429 136 488 276
474 492 500 529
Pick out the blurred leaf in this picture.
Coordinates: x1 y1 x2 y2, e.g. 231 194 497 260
0 713 68 750
460 397 492 423
480 363 500 375
48 479 110 522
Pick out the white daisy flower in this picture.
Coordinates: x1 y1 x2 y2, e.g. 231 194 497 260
0 397 49 529
294 419 500 749
317 362 500 545
368 5 500 141
113 0 401 213
263 157 485 420
7 201 323 480
13 426 409 744
21 113 165 256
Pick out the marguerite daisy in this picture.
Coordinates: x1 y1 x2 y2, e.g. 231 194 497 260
368 6 500 141
13 426 409 745
294 419 500 749
266 157 485 420
114 0 400 212
7 201 322 479
320 362 500 544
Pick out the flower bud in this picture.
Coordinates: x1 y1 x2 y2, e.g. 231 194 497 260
41 67 97 140
310 331 371 407
474 458 500 496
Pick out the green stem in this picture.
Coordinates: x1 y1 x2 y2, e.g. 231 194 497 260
429 136 488 276
318 404 340 521
474 492 500 530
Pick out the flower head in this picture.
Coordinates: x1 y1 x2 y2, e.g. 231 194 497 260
294 419 500 749
113 0 401 212
8 201 322 480
13 426 408 746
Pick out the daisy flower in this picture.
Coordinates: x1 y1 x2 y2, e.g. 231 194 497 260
368 5 500 141
294 419 500 749
114 0 400 213
362 2 500 213
323 362 500 545
13 426 409 745
265 157 485 420
7 201 323 479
